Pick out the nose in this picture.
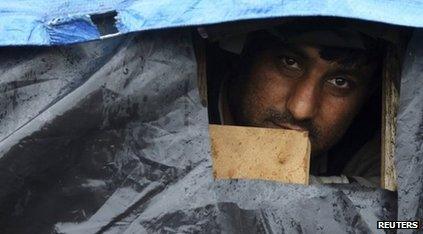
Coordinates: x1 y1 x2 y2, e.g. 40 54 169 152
286 77 320 121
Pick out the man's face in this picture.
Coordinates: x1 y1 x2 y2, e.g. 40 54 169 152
229 34 377 156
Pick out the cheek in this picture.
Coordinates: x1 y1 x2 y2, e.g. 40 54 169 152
241 67 291 120
316 93 365 147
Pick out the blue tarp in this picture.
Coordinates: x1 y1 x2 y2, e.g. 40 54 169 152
1 1 423 233
0 0 422 46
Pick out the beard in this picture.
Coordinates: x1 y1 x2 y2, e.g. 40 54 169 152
263 108 321 143
235 106 330 156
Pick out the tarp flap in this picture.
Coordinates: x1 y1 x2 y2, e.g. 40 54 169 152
395 29 423 230
1 0 423 46
0 30 399 234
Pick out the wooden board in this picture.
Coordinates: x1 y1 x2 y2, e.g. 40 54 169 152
209 124 311 185
381 44 400 191
192 30 208 107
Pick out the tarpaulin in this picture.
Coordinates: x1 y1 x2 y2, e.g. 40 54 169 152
0 1 422 233
0 30 403 234
0 0 423 46
395 30 423 228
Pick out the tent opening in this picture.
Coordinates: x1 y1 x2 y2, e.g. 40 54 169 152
195 17 411 189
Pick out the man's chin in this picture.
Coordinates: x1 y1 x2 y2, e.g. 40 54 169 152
310 142 332 158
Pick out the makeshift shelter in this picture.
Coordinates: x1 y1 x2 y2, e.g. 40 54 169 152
0 1 421 233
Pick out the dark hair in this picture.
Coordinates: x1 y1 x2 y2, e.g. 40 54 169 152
319 46 379 69
318 31 383 70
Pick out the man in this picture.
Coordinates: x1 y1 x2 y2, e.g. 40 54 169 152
208 20 382 186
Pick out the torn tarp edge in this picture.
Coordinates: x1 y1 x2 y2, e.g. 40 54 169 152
1 0 423 46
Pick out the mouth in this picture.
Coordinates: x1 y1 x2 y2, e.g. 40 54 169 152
269 121 307 132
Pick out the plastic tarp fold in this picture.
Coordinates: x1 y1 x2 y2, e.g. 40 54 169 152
395 30 423 227
0 30 410 234
1 0 423 46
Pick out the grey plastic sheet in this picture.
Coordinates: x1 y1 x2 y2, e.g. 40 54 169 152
395 30 423 234
0 30 406 233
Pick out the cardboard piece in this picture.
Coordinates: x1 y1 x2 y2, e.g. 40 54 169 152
209 124 311 185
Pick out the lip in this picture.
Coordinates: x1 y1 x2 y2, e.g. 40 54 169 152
270 121 307 132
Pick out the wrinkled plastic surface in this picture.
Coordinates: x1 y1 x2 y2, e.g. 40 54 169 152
1 0 423 46
0 30 403 233
395 30 423 233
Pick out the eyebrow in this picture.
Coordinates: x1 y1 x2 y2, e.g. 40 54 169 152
278 42 370 82
285 44 368 73
328 68 363 77
262 34 371 78
327 60 371 79
275 43 310 60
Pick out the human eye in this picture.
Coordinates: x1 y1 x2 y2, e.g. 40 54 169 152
276 54 304 78
327 76 354 89
280 55 301 71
